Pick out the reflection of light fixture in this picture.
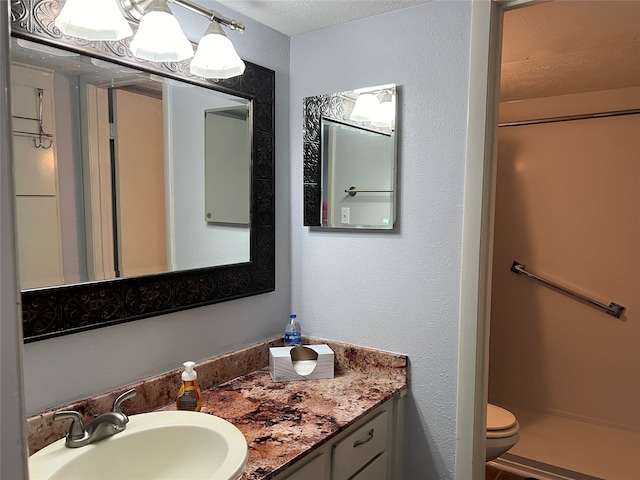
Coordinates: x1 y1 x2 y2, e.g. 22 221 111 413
350 87 396 127
190 22 245 79
55 0 133 40
53 0 246 79
372 98 395 128
129 0 193 62
350 94 380 122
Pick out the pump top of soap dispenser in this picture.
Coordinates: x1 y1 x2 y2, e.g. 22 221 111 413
182 361 197 381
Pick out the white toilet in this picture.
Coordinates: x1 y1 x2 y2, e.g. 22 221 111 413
486 403 519 461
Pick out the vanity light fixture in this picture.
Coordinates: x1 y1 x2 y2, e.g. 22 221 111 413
54 0 246 79
55 0 133 41
190 22 246 79
129 0 193 62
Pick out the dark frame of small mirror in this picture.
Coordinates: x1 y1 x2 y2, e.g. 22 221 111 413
303 93 331 226
11 0 275 343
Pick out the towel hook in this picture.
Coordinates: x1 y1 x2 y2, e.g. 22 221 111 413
31 89 53 149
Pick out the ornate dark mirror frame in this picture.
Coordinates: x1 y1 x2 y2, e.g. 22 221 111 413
10 0 275 343
302 93 329 226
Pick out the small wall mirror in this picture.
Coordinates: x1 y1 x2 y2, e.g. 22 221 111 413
205 104 251 225
303 84 397 229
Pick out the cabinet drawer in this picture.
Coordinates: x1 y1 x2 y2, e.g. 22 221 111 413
350 452 388 480
283 452 327 480
333 409 389 480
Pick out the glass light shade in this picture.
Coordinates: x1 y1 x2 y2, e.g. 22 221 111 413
349 93 380 122
190 23 246 79
129 8 193 62
371 100 395 128
54 0 133 41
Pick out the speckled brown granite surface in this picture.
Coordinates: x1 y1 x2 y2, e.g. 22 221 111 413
26 337 283 454
27 337 407 479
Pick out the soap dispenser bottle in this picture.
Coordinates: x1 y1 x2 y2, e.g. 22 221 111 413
177 361 202 412
284 314 302 346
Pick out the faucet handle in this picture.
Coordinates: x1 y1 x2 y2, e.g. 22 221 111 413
111 388 136 421
53 411 88 442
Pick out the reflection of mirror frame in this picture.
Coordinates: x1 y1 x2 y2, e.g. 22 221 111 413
303 93 334 225
11 0 275 343
303 87 396 227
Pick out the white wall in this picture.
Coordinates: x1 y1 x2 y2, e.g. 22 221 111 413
290 3 472 478
327 124 394 227
20 2 291 415
165 85 250 269
54 73 87 284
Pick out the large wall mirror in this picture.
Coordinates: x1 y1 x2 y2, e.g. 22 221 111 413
11 0 275 343
303 84 397 229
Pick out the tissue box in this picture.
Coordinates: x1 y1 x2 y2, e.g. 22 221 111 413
269 344 334 382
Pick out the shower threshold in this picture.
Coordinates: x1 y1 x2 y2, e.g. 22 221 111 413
490 454 604 480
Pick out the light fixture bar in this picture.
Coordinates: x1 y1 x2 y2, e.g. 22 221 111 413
169 0 244 32
119 0 244 32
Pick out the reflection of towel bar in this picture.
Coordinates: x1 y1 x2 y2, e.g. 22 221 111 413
345 186 394 197
511 261 625 318
12 88 53 149
13 115 40 121
13 130 53 139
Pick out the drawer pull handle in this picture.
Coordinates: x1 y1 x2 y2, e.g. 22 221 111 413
353 428 375 447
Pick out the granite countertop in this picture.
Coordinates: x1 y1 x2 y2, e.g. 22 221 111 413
27 338 407 480
167 364 406 479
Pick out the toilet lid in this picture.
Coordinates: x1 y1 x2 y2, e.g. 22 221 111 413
487 404 516 431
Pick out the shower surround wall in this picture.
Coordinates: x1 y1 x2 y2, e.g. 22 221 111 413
489 87 640 432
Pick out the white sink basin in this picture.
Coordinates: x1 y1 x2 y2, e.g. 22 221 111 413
29 411 249 480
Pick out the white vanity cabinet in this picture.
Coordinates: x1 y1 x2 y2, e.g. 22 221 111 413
274 395 404 480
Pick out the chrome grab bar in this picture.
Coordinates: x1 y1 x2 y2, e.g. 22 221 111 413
510 261 625 318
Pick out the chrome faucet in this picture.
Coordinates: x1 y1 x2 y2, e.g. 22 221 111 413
54 389 136 448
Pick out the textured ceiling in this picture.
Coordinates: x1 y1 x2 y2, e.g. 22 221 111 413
212 0 431 36
213 0 640 102
501 1 640 101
